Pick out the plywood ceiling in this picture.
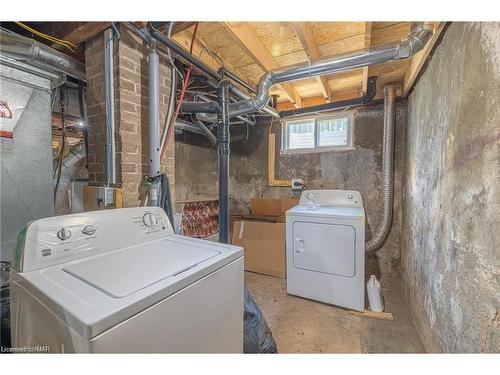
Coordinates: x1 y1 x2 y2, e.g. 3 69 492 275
30 21 445 112
171 21 443 111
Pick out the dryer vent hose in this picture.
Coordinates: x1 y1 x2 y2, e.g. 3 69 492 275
365 85 395 255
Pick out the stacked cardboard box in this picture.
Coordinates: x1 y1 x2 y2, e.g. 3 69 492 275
231 198 298 278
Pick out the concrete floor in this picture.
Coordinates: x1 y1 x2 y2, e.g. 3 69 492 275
245 270 424 353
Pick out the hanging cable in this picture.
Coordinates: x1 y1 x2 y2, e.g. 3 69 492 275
140 22 199 207
160 21 199 160
14 22 76 52
53 87 67 202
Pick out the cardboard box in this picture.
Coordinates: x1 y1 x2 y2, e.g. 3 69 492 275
249 198 298 217
232 220 286 278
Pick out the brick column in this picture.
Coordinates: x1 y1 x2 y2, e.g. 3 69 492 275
85 25 175 207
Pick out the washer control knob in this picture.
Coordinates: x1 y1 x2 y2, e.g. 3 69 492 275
82 225 96 236
57 228 71 241
142 212 158 227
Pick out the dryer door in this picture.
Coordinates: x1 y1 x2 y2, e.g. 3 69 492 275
292 221 356 277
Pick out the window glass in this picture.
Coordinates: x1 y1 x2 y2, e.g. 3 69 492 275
317 117 349 147
287 120 315 149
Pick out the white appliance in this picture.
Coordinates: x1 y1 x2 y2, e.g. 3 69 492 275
286 190 365 311
10 207 244 353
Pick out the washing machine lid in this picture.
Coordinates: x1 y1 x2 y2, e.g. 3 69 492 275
62 240 220 298
14 235 243 339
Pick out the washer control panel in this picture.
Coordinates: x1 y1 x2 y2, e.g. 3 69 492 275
16 207 173 273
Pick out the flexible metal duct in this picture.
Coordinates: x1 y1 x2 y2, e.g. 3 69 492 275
365 85 395 254
0 28 86 82
229 23 433 116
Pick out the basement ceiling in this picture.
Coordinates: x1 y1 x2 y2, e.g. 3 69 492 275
10 21 445 112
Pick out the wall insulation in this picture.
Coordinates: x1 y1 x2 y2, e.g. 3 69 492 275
0 64 54 261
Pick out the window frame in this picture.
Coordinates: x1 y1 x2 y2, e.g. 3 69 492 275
281 112 354 154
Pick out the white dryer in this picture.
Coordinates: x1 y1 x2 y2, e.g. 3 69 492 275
9 207 243 353
286 190 365 311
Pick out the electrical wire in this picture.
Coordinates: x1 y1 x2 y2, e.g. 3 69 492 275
15 22 76 52
53 87 67 202
160 21 199 161
166 22 184 79
140 22 200 207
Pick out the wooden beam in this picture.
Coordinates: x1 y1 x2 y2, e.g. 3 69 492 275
222 22 303 108
50 21 193 50
349 309 394 321
403 22 446 96
133 21 195 35
49 22 109 49
362 22 373 94
268 133 292 187
293 22 331 103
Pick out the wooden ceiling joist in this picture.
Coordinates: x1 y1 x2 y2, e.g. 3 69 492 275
222 22 303 108
362 22 372 94
293 22 331 103
53 22 109 48
49 21 194 51
403 22 446 96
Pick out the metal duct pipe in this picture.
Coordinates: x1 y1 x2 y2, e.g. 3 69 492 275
0 28 86 81
365 85 395 254
148 45 161 206
193 118 218 146
181 101 221 114
147 22 279 118
217 80 231 244
229 23 433 116
104 25 119 186
62 143 86 169
280 76 377 118
174 119 205 135
193 92 256 126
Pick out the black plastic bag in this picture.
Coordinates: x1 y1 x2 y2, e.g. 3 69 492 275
243 287 277 353
1 262 10 350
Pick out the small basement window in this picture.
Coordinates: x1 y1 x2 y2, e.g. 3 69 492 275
283 113 354 153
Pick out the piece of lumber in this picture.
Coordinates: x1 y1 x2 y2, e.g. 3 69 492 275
349 309 394 321
403 22 446 96
362 22 373 94
222 22 303 108
268 133 292 187
294 22 331 102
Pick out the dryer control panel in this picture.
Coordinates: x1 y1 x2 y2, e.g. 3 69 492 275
298 190 363 209
13 207 173 273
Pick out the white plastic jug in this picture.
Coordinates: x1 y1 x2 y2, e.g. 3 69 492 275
367 275 384 312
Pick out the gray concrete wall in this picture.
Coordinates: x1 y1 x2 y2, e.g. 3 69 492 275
175 103 407 277
402 22 500 352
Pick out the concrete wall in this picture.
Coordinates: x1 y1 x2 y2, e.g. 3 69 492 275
175 103 407 276
85 25 175 206
402 22 500 352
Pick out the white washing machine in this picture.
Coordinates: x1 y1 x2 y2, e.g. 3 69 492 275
9 206 244 353
286 190 365 311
